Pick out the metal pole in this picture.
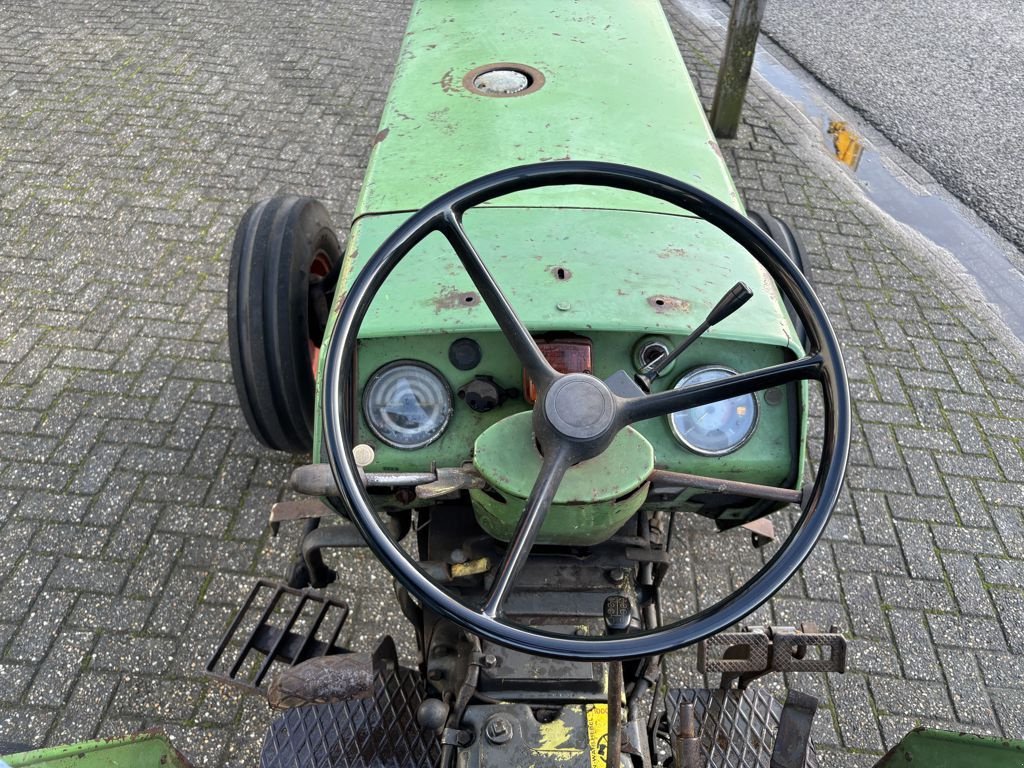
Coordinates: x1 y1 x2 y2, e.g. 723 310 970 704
709 0 767 139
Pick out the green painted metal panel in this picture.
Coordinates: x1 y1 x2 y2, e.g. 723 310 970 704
354 0 742 217
334 331 796 490
873 728 1024 768
2 733 192 768
306 0 808 532
470 412 653 545
474 411 654 503
336 208 798 345
471 483 649 546
313 206 804 480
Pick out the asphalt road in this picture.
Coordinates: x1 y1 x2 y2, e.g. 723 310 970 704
760 0 1024 255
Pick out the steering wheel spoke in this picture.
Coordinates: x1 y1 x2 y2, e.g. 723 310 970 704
621 353 824 425
481 443 572 618
440 209 559 390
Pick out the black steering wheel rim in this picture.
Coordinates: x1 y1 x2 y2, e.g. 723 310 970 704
322 161 850 661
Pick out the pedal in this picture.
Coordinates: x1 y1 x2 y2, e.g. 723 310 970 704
205 579 350 694
699 623 846 689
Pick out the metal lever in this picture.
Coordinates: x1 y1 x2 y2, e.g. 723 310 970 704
636 281 753 391
672 701 702 768
604 596 631 768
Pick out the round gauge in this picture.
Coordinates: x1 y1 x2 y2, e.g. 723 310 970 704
362 361 453 449
668 365 759 456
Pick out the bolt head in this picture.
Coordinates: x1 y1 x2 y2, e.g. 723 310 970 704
484 715 515 745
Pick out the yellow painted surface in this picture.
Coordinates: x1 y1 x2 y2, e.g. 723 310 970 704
530 713 585 763
585 704 610 768
450 557 490 578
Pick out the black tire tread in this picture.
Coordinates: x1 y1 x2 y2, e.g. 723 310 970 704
228 195 341 453
748 209 810 346
747 209 810 279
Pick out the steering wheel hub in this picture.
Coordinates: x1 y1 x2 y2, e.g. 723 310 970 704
543 374 616 442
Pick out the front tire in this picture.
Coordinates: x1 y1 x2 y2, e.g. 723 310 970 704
228 195 341 453
748 209 809 345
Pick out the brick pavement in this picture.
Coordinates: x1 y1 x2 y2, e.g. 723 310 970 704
0 1 1023 766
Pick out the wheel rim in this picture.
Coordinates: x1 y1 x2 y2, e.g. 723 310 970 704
307 248 334 382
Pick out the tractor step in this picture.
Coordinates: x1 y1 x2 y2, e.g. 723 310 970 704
260 666 438 768
667 687 819 768
205 579 350 694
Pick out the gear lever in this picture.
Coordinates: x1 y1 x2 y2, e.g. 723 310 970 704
636 281 753 392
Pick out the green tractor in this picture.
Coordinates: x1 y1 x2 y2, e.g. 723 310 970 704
4 2 1019 767
221 3 848 764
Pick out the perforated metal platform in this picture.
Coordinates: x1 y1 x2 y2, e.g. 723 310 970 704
260 667 438 768
667 688 819 768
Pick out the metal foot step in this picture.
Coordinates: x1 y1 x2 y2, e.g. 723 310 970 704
667 688 818 768
205 579 350 694
260 666 438 768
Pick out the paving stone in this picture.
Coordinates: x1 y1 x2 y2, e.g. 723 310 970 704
68 594 152 635
25 630 95 707
888 609 942 682
844 640 902 678
892 519 942 581
944 475 992 529
834 542 908 577
990 688 1024 738
839 571 886 640
852 491 898 546
0 554 56 623
47 557 126 595
47 672 119 746
932 524 1006 556
0 706 56 749
876 575 956 614
886 494 957 525
830 673 884 752
870 676 954 721
937 648 997 726
6 591 77 664
927 613 1009 653
991 589 1024 654
92 635 179 676
940 553 996 617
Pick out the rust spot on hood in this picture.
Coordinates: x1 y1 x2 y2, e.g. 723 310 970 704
708 139 725 162
433 288 480 312
648 295 690 313
373 128 389 146
658 247 687 259
439 68 455 93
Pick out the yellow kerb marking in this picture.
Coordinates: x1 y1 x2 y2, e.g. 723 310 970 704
828 121 863 170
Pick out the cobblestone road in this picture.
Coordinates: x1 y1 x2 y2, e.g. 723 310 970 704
1 1 1023 766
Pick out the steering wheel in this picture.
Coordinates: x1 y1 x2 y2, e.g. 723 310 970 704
322 161 850 661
